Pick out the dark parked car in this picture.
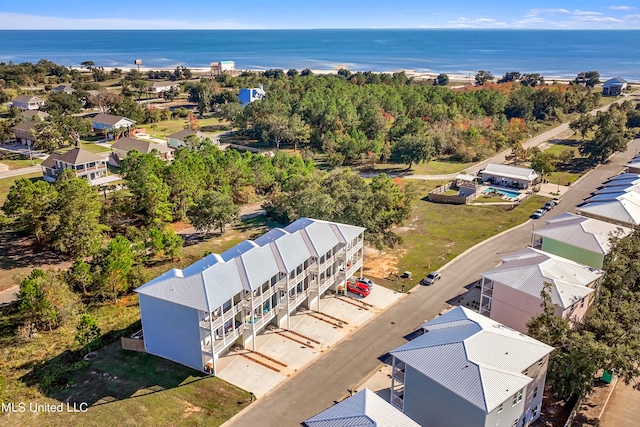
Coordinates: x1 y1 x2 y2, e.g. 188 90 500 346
421 271 441 285
544 201 555 210
347 281 370 297
531 209 546 219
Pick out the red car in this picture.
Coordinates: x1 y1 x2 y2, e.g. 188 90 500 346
347 281 370 297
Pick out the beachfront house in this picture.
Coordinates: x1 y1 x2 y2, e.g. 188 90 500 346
13 121 38 146
167 129 219 149
147 81 179 94
531 212 631 269
211 61 236 76
238 85 266 107
576 192 640 226
91 113 135 138
389 306 553 427
304 388 420 427
11 95 45 110
479 247 604 333
480 163 539 189
41 147 109 184
602 77 627 96
135 218 365 375
109 137 174 166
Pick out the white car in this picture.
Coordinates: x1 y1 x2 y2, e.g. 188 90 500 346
356 277 375 289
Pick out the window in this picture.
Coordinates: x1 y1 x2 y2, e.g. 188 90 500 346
512 419 518 427
580 298 585 308
512 389 523 406
532 405 538 418
533 386 538 398
538 358 544 366
497 403 503 413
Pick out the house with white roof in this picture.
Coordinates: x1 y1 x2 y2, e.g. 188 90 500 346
238 85 266 107
595 184 640 195
602 77 627 96
389 306 553 427
135 218 365 375
147 81 180 94
577 192 640 226
304 388 420 427
167 129 219 149
480 163 539 189
532 213 631 269
11 95 45 110
479 247 604 333
91 113 135 137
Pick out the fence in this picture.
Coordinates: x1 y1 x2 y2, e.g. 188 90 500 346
428 181 477 204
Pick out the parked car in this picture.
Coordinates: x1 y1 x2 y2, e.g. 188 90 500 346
544 201 555 210
421 271 441 285
531 209 546 219
347 281 370 297
356 277 375 289
553 196 562 204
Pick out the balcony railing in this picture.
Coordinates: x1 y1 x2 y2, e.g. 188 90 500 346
390 389 404 410
482 288 493 297
480 304 491 316
392 368 405 382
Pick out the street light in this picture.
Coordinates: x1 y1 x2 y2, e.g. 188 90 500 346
557 177 560 194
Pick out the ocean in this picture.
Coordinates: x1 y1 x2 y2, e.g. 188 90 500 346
1 29 640 80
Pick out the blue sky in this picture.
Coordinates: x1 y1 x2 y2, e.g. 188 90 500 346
1 1 639 29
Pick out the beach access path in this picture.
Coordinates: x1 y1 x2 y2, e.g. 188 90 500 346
223 139 640 427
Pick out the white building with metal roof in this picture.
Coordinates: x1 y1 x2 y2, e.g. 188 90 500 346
479 247 604 334
136 218 365 375
389 306 553 427
576 192 640 226
531 212 631 269
480 163 539 189
304 388 420 427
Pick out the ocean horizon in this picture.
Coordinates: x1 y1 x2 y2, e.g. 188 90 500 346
2 29 640 80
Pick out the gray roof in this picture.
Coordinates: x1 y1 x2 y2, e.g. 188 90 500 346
111 137 173 155
148 81 177 88
481 247 603 309
584 192 630 204
534 212 631 255
390 307 553 414
167 129 210 142
304 388 420 427
12 95 44 103
481 163 539 182
13 120 37 132
136 218 365 311
22 110 50 120
45 147 104 166
92 113 135 126
577 193 640 225
603 77 627 86
596 184 640 195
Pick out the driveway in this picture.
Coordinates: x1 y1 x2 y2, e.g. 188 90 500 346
224 138 640 427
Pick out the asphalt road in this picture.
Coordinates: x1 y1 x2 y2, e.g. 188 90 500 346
225 138 640 427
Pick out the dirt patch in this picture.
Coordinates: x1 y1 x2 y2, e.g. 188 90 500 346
571 379 616 426
533 387 576 427
362 246 405 280
182 400 203 419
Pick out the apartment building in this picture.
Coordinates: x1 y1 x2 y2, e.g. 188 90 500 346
135 218 365 375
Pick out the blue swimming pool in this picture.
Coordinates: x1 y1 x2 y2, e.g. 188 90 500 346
483 187 521 198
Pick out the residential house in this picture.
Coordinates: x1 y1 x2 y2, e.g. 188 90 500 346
147 81 179 94
91 113 135 137
211 60 236 76
479 247 604 333
480 163 539 189
167 129 219 149
52 84 75 94
626 160 640 174
41 147 109 184
13 121 38 145
304 388 420 427
532 213 631 269
576 192 640 226
135 218 365 375
11 95 45 110
238 85 266 107
22 110 50 120
110 137 174 166
602 77 628 96
595 184 640 195
389 306 553 427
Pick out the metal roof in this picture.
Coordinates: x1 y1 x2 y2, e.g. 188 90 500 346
304 388 420 427
481 163 539 182
596 184 640 195
112 137 173 154
136 218 365 310
481 247 602 309
534 212 631 254
603 77 627 86
577 196 640 226
605 173 640 182
391 307 552 414
92 113 135 126
584 192 630 204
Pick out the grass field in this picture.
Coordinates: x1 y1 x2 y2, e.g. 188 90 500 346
0 158 43 169
542 137 593 186
0 172 42 205
146 116 230 139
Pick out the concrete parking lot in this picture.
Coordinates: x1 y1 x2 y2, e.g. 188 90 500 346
216 286 403 397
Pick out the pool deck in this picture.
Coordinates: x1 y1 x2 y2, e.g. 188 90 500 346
479 185 531 202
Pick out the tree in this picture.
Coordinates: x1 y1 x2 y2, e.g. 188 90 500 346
287 68 299 78
31 119 66 152
579 112 629 163
75 315 101 354
42 92 83 115
51 172 106 258
96 235 135 303
498 71 521 83
390 134 434 169
187 190 239 234
530 151 557 175
17 269 80 331
67 258 93 295
80 60 95 69
2 178 57 242
474 70 494 86
569 114 595 140
520 73 545 87
434 74 449 86
575 71 601 88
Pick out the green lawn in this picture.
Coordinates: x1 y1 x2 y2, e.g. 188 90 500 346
372 159 475 176
374 180 547 292
542 138 593 186
146 116 230 139
0 172 42 205
0 158 43 169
